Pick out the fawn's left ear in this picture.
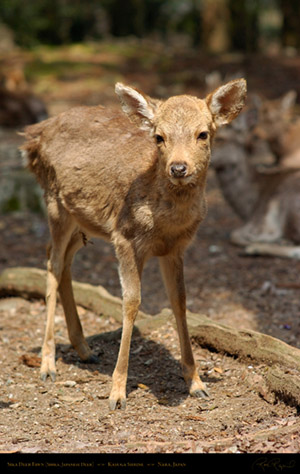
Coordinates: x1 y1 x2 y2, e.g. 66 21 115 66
115 82 161 131
206 78 247 127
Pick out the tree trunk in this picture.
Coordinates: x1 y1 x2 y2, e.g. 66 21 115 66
228 0 260 52
201 0 230 53
280 0 300 49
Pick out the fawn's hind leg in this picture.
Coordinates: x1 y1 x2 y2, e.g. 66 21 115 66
58 231 97 363
40 202 76 381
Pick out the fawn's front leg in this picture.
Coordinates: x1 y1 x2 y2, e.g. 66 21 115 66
159 254 209 398
109 238 143 410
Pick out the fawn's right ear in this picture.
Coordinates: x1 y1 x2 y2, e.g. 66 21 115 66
115 83 161 131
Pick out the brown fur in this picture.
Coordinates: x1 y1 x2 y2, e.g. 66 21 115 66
21 80 246 409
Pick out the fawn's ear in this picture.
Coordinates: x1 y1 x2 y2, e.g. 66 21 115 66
115 83 160 131
206 78 247 127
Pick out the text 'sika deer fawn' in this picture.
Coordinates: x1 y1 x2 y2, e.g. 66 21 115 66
21 80 246 409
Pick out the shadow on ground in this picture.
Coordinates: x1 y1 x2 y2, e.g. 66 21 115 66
31 325 220 408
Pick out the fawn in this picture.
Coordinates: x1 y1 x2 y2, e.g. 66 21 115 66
21 79 246 409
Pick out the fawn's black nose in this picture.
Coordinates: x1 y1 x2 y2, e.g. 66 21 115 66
170 163 187 178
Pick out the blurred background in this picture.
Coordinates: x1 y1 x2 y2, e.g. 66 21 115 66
1 0 300 117
1 0 300 343
2 0 300 54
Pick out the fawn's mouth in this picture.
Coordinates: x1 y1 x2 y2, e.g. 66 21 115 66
169 174 195 186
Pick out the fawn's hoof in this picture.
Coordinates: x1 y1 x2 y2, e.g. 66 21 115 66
190 387 210 399
109 397 127 411
82 354 100 364
40 370 56 382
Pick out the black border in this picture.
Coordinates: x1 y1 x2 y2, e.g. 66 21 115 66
1 453 299 473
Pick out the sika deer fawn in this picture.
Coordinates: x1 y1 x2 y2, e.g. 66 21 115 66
21 79 246 409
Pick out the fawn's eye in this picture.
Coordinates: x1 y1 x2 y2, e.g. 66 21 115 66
197 131 208 140
155 134 164 144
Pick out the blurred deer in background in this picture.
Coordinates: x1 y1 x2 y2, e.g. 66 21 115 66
0 87 48 127
0 62 47 127
251 89 300 166
212 90 300 259
21 79 246 409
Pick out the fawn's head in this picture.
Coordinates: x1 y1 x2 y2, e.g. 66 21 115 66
116 79 247 187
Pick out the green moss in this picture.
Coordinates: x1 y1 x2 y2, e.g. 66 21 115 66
2 196 21 213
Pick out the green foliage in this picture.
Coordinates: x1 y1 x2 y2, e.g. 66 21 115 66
0 0 102 47
0 0 298 53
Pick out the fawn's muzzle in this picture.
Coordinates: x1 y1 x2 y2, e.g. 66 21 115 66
170 163 187 178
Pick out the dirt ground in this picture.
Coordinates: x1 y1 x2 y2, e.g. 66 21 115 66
0 44 300 459
1 172 300 458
